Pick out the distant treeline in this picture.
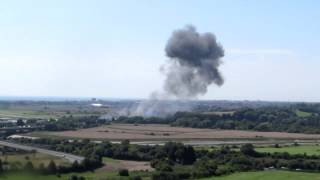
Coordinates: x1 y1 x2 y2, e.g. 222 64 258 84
10 137 320 179
1 116 109 138
13 138 196 164
116 104 320 134
41 115 108 131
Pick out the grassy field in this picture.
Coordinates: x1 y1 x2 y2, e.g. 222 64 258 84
101 157 153 172
0 109 102 119
0 171 150 180
0 152 69 168
201 171 320 180
0 172 118 180
38 123 320 141
103 157 120 164
0 170 319 180
296 110 313 117
255 145 320 155
0 156 150 179
0 103 110 119
0 155 150 179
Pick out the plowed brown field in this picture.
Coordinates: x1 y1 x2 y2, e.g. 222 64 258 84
47 124 320 141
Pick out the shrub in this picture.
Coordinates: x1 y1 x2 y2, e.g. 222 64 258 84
215 166 232 176
119 169 129 176
130 176 142 180
24 161 34 171
152 172 179 180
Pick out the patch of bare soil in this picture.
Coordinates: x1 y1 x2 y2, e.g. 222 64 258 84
97 159 153 172
49 123 320 140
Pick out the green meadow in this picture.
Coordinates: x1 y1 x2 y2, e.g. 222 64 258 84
201 171 320 180
255 145 320 156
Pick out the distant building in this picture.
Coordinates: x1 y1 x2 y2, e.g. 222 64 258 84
90 103 110 108
7 134 39 140
0 118 17 128
91 103 103 107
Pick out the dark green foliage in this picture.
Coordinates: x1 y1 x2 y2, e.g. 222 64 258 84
0 159 3 173
81 156 103 171
130 176 142 180
192 157 217 178
47 160 57 174
240 143 257 156
215 165 233 176
152 171 179 180
69 175 85 180
11 137 320 179
69 175 78 180
38 163 45 174
163 142 196 165
151 159 173 171
118 169 129 176
12 138 197 176
274 144 280 148
42 115 107 131
116 105 320 134
24 161 34 171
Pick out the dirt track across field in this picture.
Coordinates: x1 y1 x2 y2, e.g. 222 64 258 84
46 124 320 141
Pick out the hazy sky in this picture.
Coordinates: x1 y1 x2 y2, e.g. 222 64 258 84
0 0 320 102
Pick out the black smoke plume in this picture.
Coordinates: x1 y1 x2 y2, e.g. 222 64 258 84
122 25 225 117
164 25 224 98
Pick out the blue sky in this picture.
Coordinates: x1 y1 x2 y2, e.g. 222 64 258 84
0 0 319 101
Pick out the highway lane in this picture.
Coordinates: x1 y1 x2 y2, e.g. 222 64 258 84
0 141 84 163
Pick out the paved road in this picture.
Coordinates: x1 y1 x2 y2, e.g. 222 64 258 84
0 141 84 163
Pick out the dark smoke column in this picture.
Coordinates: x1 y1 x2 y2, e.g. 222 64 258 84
164 25 224 99
127 25 225 117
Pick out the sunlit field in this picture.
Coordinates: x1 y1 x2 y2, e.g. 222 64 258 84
201 171 320 180
256 145 320 156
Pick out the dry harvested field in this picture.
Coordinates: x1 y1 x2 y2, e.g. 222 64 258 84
98 158 153 172
44 123 320 141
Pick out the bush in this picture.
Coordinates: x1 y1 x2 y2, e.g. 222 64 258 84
68 175 85 180
215 166 232 176
24 161 34 171
130 176 142 180
151 159 173 171
47 160 57 174
119 169 129 176
240 144 257 156
274 144 280 148
152 172 179 180
192 158 217 178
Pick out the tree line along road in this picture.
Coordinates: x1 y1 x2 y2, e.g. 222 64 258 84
0 140 84 163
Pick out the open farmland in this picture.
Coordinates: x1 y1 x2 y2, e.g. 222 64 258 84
100 157 153 172
255 145 320 155
201 171 320 180
37 123 320 142
0 101 110 119
0 152 69 167
0 171 150 180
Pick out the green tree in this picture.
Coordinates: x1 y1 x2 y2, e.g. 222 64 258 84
240 143 256 156
38 163 45 174
47 160 57 174
0 159 3 173
192 157 217 178
24 161 34 171
118 169 129 176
